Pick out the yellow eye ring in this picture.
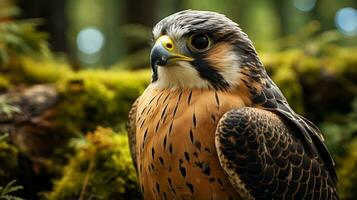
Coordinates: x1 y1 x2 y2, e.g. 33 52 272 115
187 34 211 52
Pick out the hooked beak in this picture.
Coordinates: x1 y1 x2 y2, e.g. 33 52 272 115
150 35 193 69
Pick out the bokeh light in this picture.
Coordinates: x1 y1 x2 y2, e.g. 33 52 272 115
335 7 357 36
76 27 105 54
292 0 316 12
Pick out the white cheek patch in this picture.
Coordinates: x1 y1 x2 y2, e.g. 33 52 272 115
206 44 243 87
153 61 212 89
217 52 242 87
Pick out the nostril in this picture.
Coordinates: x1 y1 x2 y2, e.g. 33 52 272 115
166 43 173 49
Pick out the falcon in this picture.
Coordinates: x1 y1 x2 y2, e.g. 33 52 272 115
127 10 338 200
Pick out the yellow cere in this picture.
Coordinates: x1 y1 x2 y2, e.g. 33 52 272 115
156 35 175 51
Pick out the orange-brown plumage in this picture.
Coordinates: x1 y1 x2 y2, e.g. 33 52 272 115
135 86 250 199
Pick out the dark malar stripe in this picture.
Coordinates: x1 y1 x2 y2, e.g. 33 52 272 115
190 59 229 90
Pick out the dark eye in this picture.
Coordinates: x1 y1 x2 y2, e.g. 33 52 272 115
189 34 210 51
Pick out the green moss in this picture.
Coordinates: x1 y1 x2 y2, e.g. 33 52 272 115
19 57 72 84
322 46 357 79
261 45 357 119
55 69 150 134
262 50 305 113
1 57 72 86
295 56 321 84
45 127 140 200
270 64 304 113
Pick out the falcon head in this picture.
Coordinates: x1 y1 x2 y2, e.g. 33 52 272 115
150 10 264 90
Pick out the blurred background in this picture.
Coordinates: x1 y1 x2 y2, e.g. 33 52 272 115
0 0 356 199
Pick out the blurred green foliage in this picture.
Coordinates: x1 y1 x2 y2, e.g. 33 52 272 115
0 180 24 200
0 134 38 199
0 96 20 117
44 127 140 200
321 98 357 158
337 138 357 200
0 5 47 67
263 45 357 115
0 134 19 185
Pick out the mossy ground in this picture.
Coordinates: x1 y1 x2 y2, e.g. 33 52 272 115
44 127 141 200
